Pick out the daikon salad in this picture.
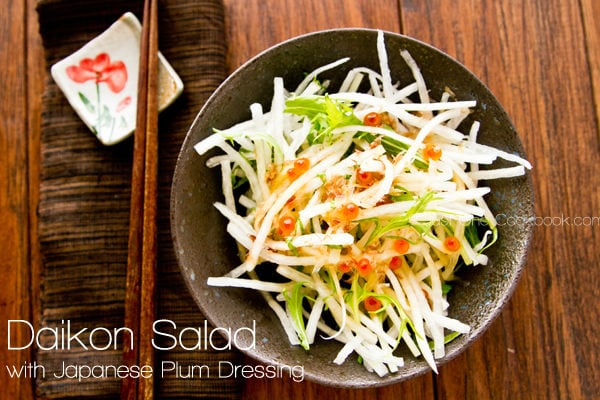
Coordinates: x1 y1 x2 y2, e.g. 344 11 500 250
195 30 531 376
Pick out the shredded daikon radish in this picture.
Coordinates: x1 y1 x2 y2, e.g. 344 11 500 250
195 29 531 376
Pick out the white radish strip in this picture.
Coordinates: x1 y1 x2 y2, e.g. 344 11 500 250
300 80 325 96
194 132 226 156
255 287 300 345
205 154 232 168
250 102 263 119
224 228 338 275
390 82 418 103
468 121 481 181
353 157 395 208
320 267 348 341
377 30 394 99
358 200 415 219
207 276 290 292
395 108 465 173
330 92 469 141
270 77 288 163
238 194 255 210
254 139 271 199
384 270 422 358
400 49 429 105
356 341 404 368
288 119 311 155
214 202 256 235
421 251 446 358
368 73 383 98
436 187 491 201
331 92 476 112
339 70 361 93
264 233 353 251
383 303 422 357
196 139 263 202
232 135 255 152
334 334 362 365
294 57 350 95
428 203 485 218
219 160 235 211
440 146 497 165
467 165 526 180
292 233 355 247
305 297 324 344
431 313 471 333
323 297 379 344
396 269 437 372
470 142 532 169
446 159 498 228
359 314 398 348
299 201 337 226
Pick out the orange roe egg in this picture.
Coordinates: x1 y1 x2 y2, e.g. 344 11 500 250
423 143 442 161
286 157 310 180
389 256 403 270
357 258 373 277
356 168 374 186
364 296 383 312
338 261 354 274
443 236 461 252
277 215 296 236
393 238 410 254
341 203 359 221
363 112 383 127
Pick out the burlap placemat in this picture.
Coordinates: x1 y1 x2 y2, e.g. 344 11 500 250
36 0 243 398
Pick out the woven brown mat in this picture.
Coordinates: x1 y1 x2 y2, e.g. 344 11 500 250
36 0 243 398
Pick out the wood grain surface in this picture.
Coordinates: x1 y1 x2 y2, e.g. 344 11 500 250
1 0 598 399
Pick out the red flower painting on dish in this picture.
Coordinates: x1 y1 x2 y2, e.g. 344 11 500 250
66 52 131 141
66 52 127 93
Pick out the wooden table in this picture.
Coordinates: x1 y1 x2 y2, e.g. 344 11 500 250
2 0 599 398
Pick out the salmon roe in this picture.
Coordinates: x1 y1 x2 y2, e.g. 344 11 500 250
393 238 410 254
363 112 383 127
286 157 310 180
337 261 354 274
364 296 383 312
423 143 442 161
277 215 296 236
357 258 373 277
341 203 359 220
443 236 461 252
356 168 375 186
389 256 403 270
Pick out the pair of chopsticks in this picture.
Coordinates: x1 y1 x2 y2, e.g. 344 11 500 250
122 0 159 399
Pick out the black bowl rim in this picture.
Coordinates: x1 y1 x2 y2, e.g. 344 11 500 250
170 28 535 388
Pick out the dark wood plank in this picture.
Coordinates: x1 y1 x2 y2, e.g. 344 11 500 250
400 0 600 398
223 0 402 72
0 0 35 399
581 0 600 141
27 0 45 360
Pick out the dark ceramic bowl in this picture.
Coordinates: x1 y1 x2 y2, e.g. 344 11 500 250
170 29 534 388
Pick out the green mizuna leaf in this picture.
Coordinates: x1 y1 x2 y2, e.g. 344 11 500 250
366 191 437 245
285 95 360 144
283 282 310 350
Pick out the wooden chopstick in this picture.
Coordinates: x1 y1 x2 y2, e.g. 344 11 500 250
122 0 159 399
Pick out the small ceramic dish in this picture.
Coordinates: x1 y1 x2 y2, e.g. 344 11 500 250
171 29 534 388
51 12 184 145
